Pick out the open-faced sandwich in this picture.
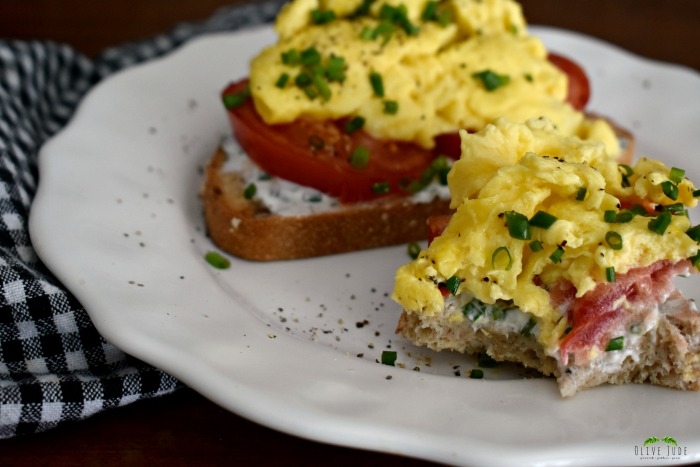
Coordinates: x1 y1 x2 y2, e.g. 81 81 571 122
392 117 700 397
202 0 634 261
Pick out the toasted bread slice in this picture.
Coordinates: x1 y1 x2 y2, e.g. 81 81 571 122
396 288 700 397
201 147 453 261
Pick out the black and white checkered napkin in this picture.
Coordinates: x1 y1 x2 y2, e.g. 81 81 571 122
0 0 283 438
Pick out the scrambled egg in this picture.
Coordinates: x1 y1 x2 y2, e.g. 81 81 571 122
248 0 620 155
392 118 699 347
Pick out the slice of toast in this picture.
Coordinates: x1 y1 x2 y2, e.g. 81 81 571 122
201 146 453 261
396 287 700 397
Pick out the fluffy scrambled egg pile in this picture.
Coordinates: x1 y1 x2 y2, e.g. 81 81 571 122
249 0 620 155
392 118 699 346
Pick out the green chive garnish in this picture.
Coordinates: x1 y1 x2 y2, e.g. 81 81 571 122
469 369 484 379
605 336 624 351
605 231 623 250
445 275 461 295
648 211 672 235
275 73 289 88
504 211 531 240
369 71 384 97
521 318 536 337
243 183 257 200
344 116 365 133
281 49 301 66
205 251 231 270
381 350 397 366
661 180 679 201
549 246 565 263
491 246 513 271
407 242 421 259
472 70 511 91
300 47 321 67
605 266 616 282
383 100 399 114
669 167 685 184
372 181 390 194
311 8 336 24
312 74 331 101
348 146 370 169
529 240 544 252
576 186 588 201
222 87 250 109
529 210 558 229
687 225 700 242
619 164 634 188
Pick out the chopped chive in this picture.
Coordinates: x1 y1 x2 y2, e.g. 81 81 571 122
344 116 365 133
462 299 486 321
407 242 421 259
521 318 537 337
310 8 336 24
605 266 616 282
371 181 390 194
381 350 397 366
472 70 511 91
605 209 634 223
275 73 290 88
348 146 370 169
294 71 313 88
369 71 384 97
661 180 679 201
300 47 321 67
325 54 346 82
243 183 257 200
529 240 544 252
383 100 399 114
664 202 686 214
469 369 484 379
605 336 624 351
576 186 588 201
205 251 230 270
691 252 700 268
648 210 672 235
504 211 531 240
618 164 633 188
529 210 558 229
378 3 419 36
312 73 331 101
491 246 513 271
669 167 685 184
549 246 565 263
445 275 461 295
421 1 439 21
222 87 250 109
281 48 300 66
687 225 700 242
605 231 623 250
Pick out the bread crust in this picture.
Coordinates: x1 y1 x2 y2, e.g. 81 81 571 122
201 147 453 261
396 290 700 397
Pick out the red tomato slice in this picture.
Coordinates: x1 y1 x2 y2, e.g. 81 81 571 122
548 52 591 111
223 80 436 203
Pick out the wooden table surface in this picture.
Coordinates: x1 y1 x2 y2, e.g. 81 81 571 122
1 1 699 466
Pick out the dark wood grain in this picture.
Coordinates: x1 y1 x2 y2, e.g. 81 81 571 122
0 1 698 466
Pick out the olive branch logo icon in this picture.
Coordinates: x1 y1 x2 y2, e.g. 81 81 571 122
643 436 678 446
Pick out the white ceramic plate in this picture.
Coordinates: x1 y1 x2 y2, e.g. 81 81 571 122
29 25 700 466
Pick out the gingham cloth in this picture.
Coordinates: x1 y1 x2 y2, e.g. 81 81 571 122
0 0 284 438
